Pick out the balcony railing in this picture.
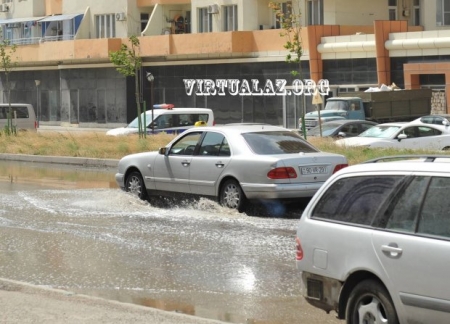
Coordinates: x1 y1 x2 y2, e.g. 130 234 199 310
6 35 75 46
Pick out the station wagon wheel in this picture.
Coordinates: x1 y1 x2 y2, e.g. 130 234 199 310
219 179 247 212
125 171 148 200
346 279 398 324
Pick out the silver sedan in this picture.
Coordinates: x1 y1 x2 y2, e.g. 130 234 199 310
115 124 348 212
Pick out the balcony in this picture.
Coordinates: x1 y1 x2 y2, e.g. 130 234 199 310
12 29 297 66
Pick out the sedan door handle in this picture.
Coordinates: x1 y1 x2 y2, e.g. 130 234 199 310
381 244 403 258
182 160 190 167
215 162 224 168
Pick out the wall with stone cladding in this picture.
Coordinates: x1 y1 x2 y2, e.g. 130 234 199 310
431 91 447 115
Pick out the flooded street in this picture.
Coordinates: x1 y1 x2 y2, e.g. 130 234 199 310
0 161 340 324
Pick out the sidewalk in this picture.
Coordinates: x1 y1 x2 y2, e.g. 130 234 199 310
0 278 225 324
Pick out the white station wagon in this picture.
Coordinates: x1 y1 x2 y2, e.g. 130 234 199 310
296 155 450 323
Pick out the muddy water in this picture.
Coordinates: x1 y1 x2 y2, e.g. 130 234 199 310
0 161 339 324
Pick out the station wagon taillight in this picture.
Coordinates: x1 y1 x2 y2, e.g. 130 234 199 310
332 164 348 174
296 237 303 260
267 167 297 179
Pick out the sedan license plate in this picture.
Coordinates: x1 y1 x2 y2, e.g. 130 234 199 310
301 166 327 175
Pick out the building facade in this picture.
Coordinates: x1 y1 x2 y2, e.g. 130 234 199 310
0 0 447 128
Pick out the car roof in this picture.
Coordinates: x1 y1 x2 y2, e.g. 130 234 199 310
187 124 288 134
321 119 377 125
375 122 408 127
420 114 450 118
144 108 213 114
337 155 450 175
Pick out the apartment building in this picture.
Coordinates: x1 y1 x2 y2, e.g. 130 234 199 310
0 0 447 128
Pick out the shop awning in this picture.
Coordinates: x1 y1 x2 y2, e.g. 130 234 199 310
39 14 83 22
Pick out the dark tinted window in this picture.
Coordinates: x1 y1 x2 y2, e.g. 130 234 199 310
242 131 318 154
199 132 229 156
383 176 428 232
418 177 450 238
0 106 30 119
312 175 404 225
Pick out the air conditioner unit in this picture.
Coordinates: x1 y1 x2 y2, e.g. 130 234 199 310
115 12 126 21
207 4 219 14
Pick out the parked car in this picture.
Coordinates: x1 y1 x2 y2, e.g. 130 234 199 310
335 121 450 150
296 154 450 324
115 124 348 212
413 114 450 127
106 107 214 136
307 120 378 138
0 103 37 132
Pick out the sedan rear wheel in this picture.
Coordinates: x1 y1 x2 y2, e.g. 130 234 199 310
125 171 148 200
220 179 246 212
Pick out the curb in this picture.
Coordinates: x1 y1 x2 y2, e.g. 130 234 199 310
0 153 119 168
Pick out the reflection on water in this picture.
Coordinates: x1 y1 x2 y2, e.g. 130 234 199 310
0 160 117 189
0 160 335 324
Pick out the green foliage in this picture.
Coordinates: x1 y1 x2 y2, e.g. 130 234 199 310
0 39 18 136
109 36 145 139
109 36 142 76
269 1 303 76
269 1 307 137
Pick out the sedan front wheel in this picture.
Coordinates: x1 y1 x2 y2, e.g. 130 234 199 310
219 179 246 212
125 171 148 200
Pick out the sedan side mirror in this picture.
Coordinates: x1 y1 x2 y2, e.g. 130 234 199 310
158 147 167 155
337 131 347 138
397 133 407 141
443 120 450 126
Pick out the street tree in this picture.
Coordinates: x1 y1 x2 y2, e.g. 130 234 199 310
109 35 145 138
268 1 308 137
0 40 18 135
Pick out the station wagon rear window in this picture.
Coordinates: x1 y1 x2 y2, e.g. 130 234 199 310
242 131 318 155
312 175 404 226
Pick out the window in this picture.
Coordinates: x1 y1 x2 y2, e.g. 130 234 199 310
242 131 318 155
312 175 405 226
418 177 450 238
388 0 397 20
383 176 426 232
437 0 450 26
141 13 149 32
198 7 212 33
274 1 292 29
414 0 420 26
169 132 202 156
199 132 227 156
307 0 323 25
95 14 115 38
223 5 237 31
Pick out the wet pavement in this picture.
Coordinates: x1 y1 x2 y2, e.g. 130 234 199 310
0 161 340 324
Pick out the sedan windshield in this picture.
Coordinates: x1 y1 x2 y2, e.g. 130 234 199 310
358 125 401 138
242 131 318 154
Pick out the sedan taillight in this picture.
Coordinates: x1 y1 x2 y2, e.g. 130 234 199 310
295 237 303 261
332 164 348 174
267 167 297 179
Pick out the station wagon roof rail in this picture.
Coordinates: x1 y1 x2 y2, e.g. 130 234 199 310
363 154 450 163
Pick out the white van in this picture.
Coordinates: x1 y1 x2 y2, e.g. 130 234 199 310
106 107 214 136
0 103 37 132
